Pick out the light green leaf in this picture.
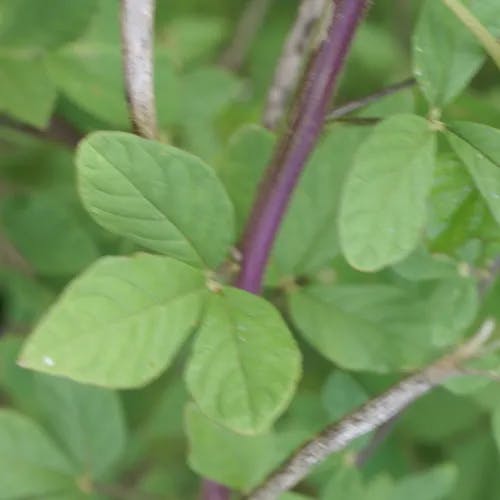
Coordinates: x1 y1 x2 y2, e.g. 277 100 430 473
186 287 301 434
0 0 96 49
274 126 368 276
339 115 436 271
2 193 100 276
0 57 56 127
19 254 207 388
185 403 280 491
217 124 275 233
35 374 127 478
390 464 457 500
0 410 74 498
321 371 367 421
76 131 235 268
289 284 438 372
446 122 500 225
413 0 485 107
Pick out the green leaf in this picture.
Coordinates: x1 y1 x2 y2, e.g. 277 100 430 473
441 0 500 70
76 131 235 268
0 57 56 127
446 122 500 225
19 254 207 388
413 0 485 107
400 388 482 442
279 494 314 500
186 287 301 434
185 403 280 490
0 410 74 498
0 336 37 414
491 405 500 456
178 67 242 159
2 193 100 276
321 466 364 500
321 371 368 421
426 153 476 242
339 115 436 271
0 0 96 49
217 124 275 233
161 17 228 66
0 270 54 327
289 284 439 372
426 276 478 346
35 374 127 478
392 248 458 282
390 464 457 500
274 126 368 276
365 475 396 500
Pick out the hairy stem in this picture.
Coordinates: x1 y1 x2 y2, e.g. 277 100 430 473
120 0 158 139
237 0 368 294
247 319 496 500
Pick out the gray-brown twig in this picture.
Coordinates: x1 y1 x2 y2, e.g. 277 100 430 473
247 319 496 500
263 0 330 130
121 0 158 139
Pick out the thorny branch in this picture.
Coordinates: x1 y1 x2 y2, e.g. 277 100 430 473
121 0 158 139
263 0 330 130
247 319 497 500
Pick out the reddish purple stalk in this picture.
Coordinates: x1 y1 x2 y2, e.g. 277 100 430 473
236 0 368 294
202 1 368 499
201 480 231 500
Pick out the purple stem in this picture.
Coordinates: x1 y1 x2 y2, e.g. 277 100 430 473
236 0 368 294
201 480 231 500
202 2 367 498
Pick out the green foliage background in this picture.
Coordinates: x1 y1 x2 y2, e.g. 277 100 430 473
1 0 500 498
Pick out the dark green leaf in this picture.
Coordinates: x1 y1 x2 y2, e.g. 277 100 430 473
3 193 100 276
35 374 127 478
185 403 280 490
0 410 74 498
